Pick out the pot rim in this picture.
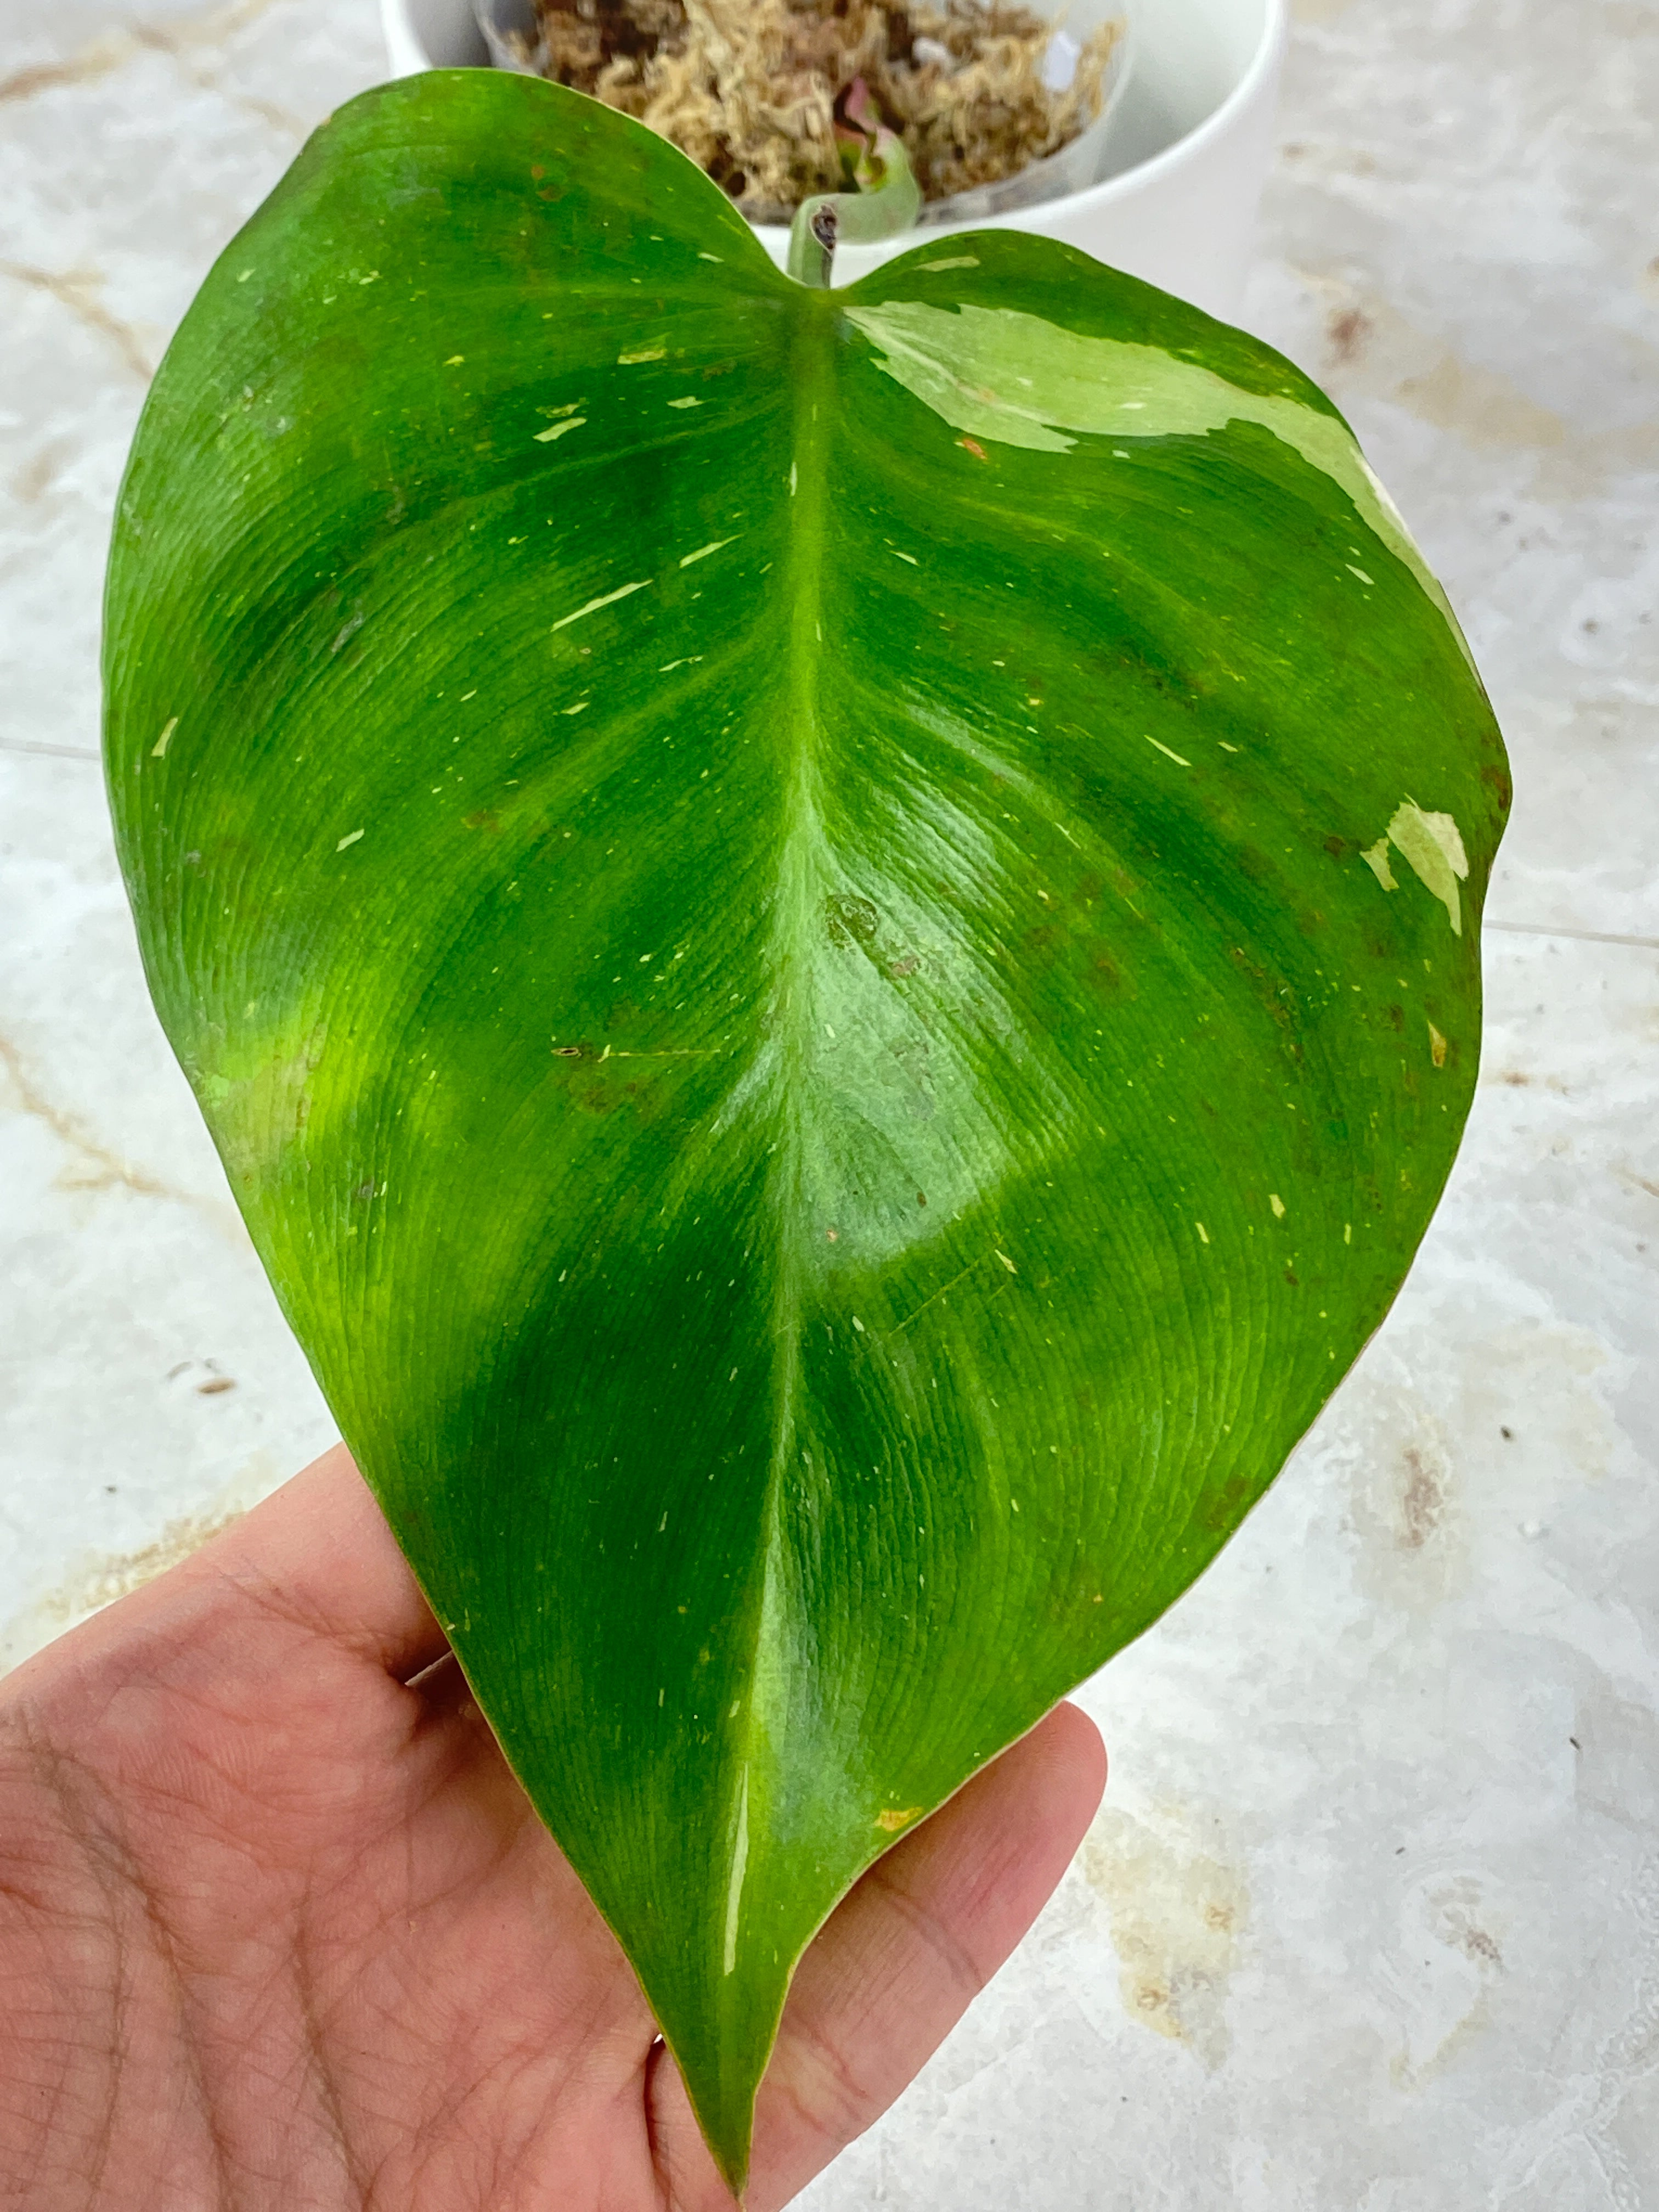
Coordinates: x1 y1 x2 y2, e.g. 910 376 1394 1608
382 0 1289 232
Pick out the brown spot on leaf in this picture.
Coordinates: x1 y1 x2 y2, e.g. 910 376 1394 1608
1201 1472 1256 1532
826 893 878 947
1227 945 1299 1048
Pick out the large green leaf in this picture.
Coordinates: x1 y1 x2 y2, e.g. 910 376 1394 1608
103 71 1508 2187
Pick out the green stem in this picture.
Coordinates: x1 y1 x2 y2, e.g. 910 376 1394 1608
786 132 922 289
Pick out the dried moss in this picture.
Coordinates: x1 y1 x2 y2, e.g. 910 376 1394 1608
513 0 1122 223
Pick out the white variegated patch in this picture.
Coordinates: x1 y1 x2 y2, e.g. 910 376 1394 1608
843 299 1475 670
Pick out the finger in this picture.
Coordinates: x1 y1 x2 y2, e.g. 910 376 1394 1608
651 1700 1107 2211
750 1703 1105 2205
37 1442 448 1685
196 1442 450 1678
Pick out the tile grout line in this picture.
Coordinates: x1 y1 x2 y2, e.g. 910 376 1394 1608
0 0 290 109
0 261 154 381
1484 919 1659 952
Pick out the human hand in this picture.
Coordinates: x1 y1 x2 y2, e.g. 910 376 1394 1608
0 1445 1105 2210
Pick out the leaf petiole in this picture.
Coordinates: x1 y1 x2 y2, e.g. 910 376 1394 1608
787 81 922 288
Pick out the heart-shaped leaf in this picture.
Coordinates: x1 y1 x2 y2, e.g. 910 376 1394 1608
104 73 1508 2188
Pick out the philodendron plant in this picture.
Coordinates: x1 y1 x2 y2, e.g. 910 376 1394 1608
103 70 1508 2193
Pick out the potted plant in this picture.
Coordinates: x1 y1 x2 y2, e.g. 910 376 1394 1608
383 0 1291 316
101 61 1507 2197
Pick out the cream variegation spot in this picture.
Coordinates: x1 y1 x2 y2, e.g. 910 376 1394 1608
1358 800 1469 933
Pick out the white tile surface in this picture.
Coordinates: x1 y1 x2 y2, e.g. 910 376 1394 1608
2 0 1655 2201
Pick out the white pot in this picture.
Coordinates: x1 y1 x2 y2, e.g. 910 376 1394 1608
380 0 1285 320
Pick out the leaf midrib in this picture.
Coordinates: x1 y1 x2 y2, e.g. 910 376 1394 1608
710 292 839 2026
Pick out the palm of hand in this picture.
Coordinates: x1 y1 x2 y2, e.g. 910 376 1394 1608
0 1449 1102 2211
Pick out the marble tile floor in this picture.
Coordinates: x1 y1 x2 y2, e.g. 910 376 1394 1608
2 0 1656 2204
